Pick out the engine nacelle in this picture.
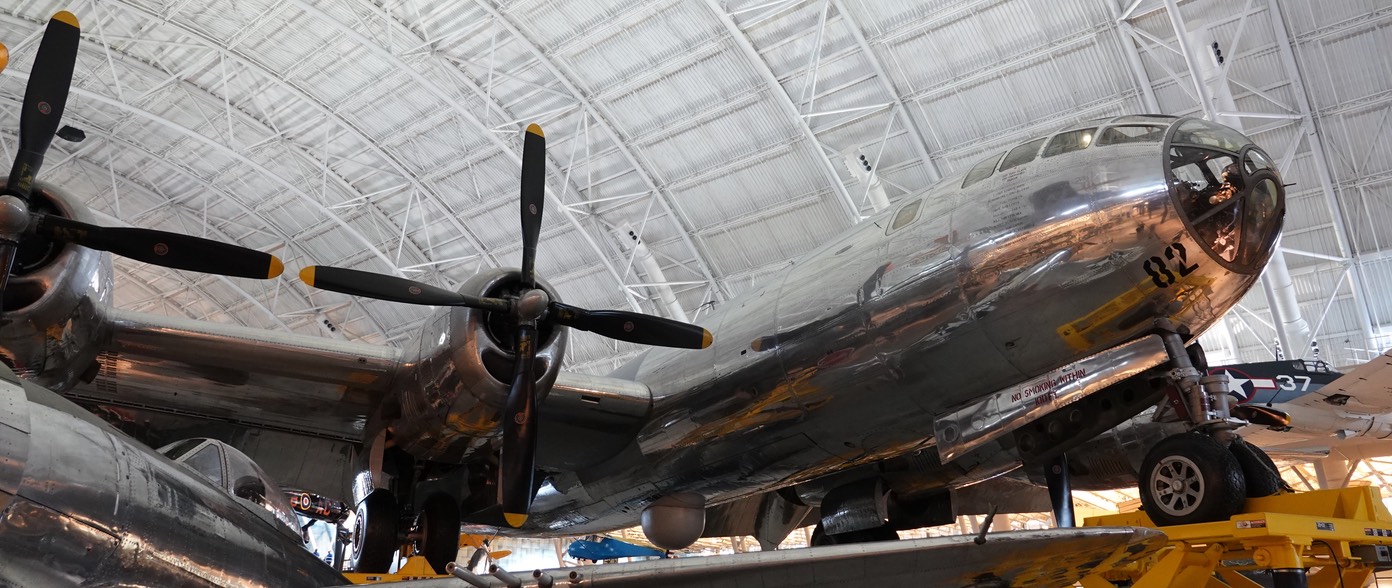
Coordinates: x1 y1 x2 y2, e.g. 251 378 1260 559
0 181 111 391
640 493 705 551
391 268 567 463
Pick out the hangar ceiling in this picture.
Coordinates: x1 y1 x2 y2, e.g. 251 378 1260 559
0 0 1387 373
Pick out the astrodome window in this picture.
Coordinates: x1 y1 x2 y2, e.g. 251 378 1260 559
1042 128 1097 158
1098 125 1166 145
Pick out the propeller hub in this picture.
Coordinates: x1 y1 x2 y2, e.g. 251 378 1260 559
0 194 28 240
515 288 550 322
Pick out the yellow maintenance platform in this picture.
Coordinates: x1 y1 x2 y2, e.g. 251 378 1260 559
1081 486 1392 587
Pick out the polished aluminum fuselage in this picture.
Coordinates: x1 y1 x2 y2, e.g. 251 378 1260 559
0 367 346 586
524 120 1272 533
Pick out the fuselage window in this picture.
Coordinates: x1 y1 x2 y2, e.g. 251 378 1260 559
1042 128 1098 158
183 444 225 488
888 199 923 233
998 137 1047 172
961 152 1005 189
1098 124 1166 145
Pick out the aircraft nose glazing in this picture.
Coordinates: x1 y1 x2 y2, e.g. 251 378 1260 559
1165 119 1285 273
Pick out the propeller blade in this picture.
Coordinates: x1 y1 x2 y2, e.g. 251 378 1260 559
299 265 511 313
518 124 544 289
34 215 284 279
549 302 712 350
499 322 539 528
0 42 9 74
6 12 79 202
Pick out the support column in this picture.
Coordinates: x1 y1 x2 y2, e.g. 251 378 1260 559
1046 454 1075 528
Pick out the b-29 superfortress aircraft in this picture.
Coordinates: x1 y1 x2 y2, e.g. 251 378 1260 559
0 9 1288 584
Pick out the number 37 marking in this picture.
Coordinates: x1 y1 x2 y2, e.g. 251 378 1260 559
1143 242 1199 288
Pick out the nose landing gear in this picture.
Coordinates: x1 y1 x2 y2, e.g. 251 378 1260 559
1137 321 1285 526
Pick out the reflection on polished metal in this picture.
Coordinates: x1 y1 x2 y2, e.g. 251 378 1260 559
0 117 1284 557
934 335 1168 462
0 366 344 586
362 527 1167 588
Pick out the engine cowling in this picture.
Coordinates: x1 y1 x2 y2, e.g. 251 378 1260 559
391 267 567 463
0 181 111 391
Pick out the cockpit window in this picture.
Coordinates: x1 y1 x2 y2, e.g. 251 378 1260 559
1172 119 1250 152
184 444 225 487
1166 119 1282 271
1245 149 1274 173
962 152 1005 189
999 137 1047 172
1042 128 1097 158
1242 178 1281 265
1098 125 1166 145
1171 145 1280 264
159 438 204 460
888 199 922 233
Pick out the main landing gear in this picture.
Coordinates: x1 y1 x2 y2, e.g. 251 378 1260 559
1135 322 1286 526
349 490 461 575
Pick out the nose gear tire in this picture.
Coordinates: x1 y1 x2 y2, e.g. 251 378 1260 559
1139 433 1246 526
1230 437 1290 497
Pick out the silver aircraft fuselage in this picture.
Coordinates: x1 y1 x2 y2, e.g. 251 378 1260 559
0 367 346 586
522 116 1284 534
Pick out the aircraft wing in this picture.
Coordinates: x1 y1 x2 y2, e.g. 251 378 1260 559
62 308 404 441
349 527 1164 587
60 307 403 440
62 309 652 449
1289 348 1392 414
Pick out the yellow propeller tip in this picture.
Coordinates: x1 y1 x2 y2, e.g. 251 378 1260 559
52 11 79 28
701 329 713 349
525 123 544 138
267 256 284 279
299 266 316 287
0 44 8 75
503 512 528 528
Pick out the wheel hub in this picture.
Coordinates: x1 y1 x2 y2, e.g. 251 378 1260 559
1151 455 1205 517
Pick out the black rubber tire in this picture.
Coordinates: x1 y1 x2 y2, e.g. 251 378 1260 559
417 493 461 575
351 489 400 573
1230 438 1289 497
1139 433 1246 526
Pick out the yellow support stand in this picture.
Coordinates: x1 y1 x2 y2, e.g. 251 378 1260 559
1081 487 1392 588
341 556 449 584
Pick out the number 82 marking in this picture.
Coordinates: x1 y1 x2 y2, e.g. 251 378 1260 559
1143 242 1200 288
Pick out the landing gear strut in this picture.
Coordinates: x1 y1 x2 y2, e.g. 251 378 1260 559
1138 322 1270 526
